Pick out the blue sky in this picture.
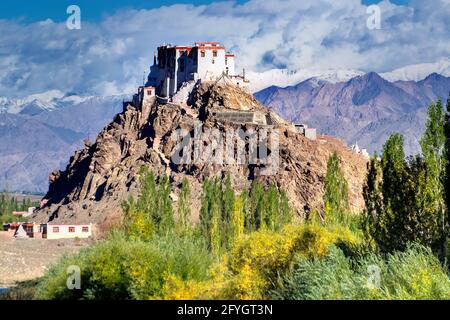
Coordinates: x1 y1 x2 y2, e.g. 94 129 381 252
0 0 409 22
0 0 447 98
0 0 245 22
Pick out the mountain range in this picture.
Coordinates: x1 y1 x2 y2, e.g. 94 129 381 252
1 59 449 194
0 95 126 193
247 58 450 92
255 72 450 157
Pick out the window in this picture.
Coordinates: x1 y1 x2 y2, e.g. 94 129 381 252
212 59 215 64
147 89 152 95
52 227 59 233
213 50 218 57
180 59 185 72
200 51 205 58
82 226 89 233
69 227 75 233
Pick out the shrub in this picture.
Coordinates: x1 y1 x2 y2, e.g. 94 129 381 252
272 244 450 300
35 232 212 300
223 223 360 299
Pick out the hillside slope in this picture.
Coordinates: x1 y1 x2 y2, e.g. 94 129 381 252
31 83 368 228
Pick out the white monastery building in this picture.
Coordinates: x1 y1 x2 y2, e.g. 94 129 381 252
145 42 246 99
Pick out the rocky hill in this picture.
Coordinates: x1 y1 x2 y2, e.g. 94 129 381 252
31 82 368 229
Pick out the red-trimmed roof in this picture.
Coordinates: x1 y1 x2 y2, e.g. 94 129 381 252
175 46 193 50
195 41 221 45
197 46 225 50
46 224 92 227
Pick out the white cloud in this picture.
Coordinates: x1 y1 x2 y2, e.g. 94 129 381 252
0 0 448 97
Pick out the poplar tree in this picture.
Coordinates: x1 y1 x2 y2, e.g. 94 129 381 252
222 175 235 246
230 195 245 241
158 175 174 234
199 178 223 252
279 190 293 228
249 181 265 230
367 132 444 253
420 99 447 256
323 152 349 225
240 189 251 231
200 179 213 237
122 167 158 239
178 177 191 233
363 154 384 243
210 196 222 255
379 133 410 252
137 167 157 222
265 183 279 230
443 94 450 258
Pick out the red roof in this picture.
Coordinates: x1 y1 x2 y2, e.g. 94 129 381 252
195 41 221 46
197 46 225 50
175 46 193 50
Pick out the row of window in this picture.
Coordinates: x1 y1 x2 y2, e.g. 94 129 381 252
52 226 89 233
200 50 218 58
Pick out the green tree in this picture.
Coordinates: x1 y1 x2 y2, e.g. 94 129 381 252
323 152 349 225
444 94 450 261
199 178 213 237
278 190 293 228
420 99 447 257
178 178 191 233
122 195 155 240
265 183 279 230
230 195 245 243
379 134 411 252
367 132 445 253
221 175 235 246
199 178 223 252
158 175 174 234
363 154 384 244
249 181 265 230
136 167 157 223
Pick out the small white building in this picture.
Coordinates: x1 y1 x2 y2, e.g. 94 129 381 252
350 142 370 159
42 224 93 240
294 124 317 140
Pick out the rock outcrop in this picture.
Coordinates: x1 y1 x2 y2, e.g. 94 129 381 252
32 82 368 230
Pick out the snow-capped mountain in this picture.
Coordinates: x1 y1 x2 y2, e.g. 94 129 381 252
0 90 93 115
0 94 127 193
381 58 450 82
247 59 450 93
246 68 364 92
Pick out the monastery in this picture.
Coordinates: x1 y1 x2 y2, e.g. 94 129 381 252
130 41 317 140
145 41 247 99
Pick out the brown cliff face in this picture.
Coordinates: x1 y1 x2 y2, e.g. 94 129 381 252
32 82 368 231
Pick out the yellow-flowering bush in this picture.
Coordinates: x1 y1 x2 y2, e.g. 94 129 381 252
224 223 360 299
161 260 230 300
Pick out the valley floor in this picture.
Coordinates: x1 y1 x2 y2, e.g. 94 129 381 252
0 231 90 288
